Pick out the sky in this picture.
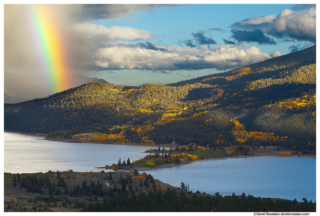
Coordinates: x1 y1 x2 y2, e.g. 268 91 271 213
3 2 317 88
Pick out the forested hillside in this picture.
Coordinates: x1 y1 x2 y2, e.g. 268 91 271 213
5 46 316 154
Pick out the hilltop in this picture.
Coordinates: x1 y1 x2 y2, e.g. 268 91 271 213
5 46 316 154
4 73 108 104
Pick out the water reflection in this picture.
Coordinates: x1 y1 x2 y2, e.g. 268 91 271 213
4 132 152 173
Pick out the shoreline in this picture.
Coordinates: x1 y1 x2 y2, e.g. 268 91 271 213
97 154 316 173
5 131 317 158
4 130 46 137
3 170 314 204
4 130 175 147
45 138 175 147
141 154 316 171
5 131 316 160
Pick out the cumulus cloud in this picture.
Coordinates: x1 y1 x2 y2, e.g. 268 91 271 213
271 51 281 57
232 8 316 43
231 29 276 45
87 43 274 71
4 4 294 78
4 4 175 74
271 8 316 42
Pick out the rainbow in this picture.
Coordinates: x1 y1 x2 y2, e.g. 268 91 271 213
24 4 72 93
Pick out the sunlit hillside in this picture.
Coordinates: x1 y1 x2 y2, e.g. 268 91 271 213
5 46 316 154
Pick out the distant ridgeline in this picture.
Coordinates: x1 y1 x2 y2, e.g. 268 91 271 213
5 46 316 154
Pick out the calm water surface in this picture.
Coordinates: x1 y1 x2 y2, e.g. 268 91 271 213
143 156 316 202
4 132 152 173
4 132 316 201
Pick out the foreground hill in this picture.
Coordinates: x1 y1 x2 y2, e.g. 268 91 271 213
5 171 315 212
4 73 108 104
5 46 316 154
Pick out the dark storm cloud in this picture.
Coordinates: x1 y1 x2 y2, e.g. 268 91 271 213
286 33 316 43
267 27 316 43
231 29 277 45
180 31 216 48
192 31 216 46
291 4 316 11
223 39 236 45
138 42 166 51
75 4 177 22
265 29 287 39
265 30 299 43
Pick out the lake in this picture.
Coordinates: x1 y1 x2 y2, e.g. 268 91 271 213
142 156 316 202
4 132 316 202
4 132 152 173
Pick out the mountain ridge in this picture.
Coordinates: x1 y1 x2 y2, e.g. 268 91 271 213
4 46 316 154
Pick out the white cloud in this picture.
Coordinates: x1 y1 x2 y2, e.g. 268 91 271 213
72 23 153 40
271 8 316 42
271 51 282 58
87 44 274 71
242 15 276 25
5 4 303 78
231 15 276 30
232 8 316 43
4 4 170 74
